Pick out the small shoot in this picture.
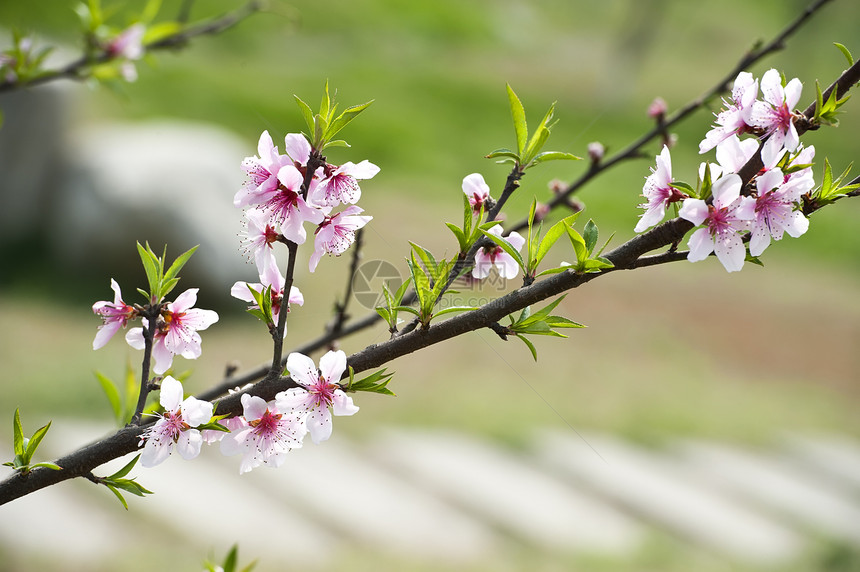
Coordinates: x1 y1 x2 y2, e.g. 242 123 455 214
376 278 411 335
506 296 585 361
346 366 396 397
136 242 198 304
485 84 580 173
96 454 153 510
295 81 374 151
3 409 61 474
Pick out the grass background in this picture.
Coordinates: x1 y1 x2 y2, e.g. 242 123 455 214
1 0 859 570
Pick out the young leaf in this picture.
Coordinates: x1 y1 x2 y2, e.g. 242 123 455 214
24 421 52 463
514 334 538 361
480 227 525 274
583 219 599 257
834 42 854 66
96 371 123 423
532 151 581 165
506 84 528 157
294 95 315 134
327 100 374 142
12 409 24 457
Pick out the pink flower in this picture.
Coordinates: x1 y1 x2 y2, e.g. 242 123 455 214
235 131 290 208
239 208 280 274
748 168 811 256
92 279 138 350
312 160 380 207
308 205 372 272
139 376 214 468
221 394 306 474
462 173 491 213
699 72 759 153
679 174 756 272
230 264 304 328
750 69 802 158
106 24 145 60
284 133 313 168
258 165 325 244
278 350 359 445
473 224 525 280
126 289 219 374
634 146 685 233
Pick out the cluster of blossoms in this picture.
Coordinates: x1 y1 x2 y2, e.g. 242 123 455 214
231 131 378 318
462 172 526 280
92 281 220 374
634 69 814 272
138 350 358 473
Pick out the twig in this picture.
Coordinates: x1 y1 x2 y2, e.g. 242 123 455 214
0 0 263 93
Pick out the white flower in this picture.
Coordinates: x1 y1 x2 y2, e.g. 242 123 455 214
278 350 359 444
139 376 214 467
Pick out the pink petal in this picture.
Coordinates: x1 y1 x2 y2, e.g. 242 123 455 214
319 350 347 383
286 352 319 388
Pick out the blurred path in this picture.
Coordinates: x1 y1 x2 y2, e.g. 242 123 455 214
2 421 859 570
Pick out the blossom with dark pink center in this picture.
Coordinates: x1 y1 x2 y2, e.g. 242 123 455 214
220 394 306 474
311 160 380 207
473 224 525 280
699 71 759 154
126 289 219 374
462 173 491 213
748 168 811 256
258 165 325 244
308 205 372 272
235 131 291 208
750 68 802 158
635 145 685 232
230 264 304 329
239 208 280 274
278 350 359 444
679 174 756 272
92 279 138 350
139 376 214 467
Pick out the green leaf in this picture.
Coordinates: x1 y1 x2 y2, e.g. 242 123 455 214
104 483 129 510
319 80 331 124
433 305 479 317
480 226 525 275
294 95 315 135
522 102 556 165
565 223 588 266
30 462 62 471
583 219 599 256
140 0 162 23
25 421 52 462
514 334 538 361
409 242 439 279
506 84 528 157
531 151 581 164
834 42 854 66
106 454 141 480
162 245 197 286
347 367 396 396
95 371 124 423
136 242 160 300
12 409 24 457
327 100 374 142
484 148 520 161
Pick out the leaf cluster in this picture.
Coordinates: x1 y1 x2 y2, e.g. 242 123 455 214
485 84 580 172
3 409 61 474
295 81 374 152
506 296 585 361
97 454 153 510
136 242 197 304
446 195 497 254
346 367 396 397
375 278 411 335
811 158 860 205
400 243 476 328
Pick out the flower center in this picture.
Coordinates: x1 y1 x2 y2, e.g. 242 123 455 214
309 378 336 409
250 409 283 435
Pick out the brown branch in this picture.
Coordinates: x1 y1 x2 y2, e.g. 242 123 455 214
0 1 263 93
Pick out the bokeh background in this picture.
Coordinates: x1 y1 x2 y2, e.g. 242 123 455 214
1 0 859 570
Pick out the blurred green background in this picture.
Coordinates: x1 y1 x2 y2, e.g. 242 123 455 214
1 0 859 571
